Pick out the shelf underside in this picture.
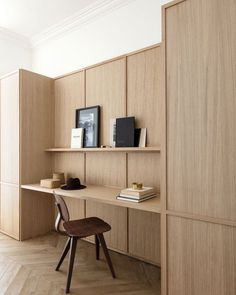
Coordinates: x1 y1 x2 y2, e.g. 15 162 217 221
45 147 161 153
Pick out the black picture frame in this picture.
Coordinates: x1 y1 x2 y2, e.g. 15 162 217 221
75 105 100 148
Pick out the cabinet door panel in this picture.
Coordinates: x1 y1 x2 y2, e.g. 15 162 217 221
168 216 236 295
86 58 126 146
128 153 161 193
86 152 126 188
129 209 160 265
0 73 19 184
21 190 55 240
86 200 127 252
54 72 85 147
127 47 163 147
166 0 236 220
53 152 85 183
0 184 19 239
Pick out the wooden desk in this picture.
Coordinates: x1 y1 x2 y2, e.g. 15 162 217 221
21 183 161 214
21 183 161 265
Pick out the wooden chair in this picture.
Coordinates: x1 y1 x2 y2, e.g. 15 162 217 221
54 193 115 293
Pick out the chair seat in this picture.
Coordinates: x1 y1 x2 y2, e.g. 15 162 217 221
63 217 111 238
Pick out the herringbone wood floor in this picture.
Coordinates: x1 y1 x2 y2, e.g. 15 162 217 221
0 232 161 295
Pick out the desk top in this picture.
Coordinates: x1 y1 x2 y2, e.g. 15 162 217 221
21 183 161 214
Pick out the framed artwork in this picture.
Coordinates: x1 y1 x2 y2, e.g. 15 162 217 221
76 105 100 148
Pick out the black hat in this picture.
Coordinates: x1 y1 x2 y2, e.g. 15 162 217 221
61 178 86 190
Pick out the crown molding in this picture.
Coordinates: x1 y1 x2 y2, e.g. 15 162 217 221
31 0 136 47
0 27 31 49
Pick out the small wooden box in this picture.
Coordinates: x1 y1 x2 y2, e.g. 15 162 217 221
40 178 61 189
53 172 65 184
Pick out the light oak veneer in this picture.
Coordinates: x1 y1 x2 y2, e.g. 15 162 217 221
54 71 85 147
0 73 19 185
168 215 236 295
166 0 236 221
163 0 236 294
129 209 161 265
86 152 126 188
127 47 162 147
21 184 161 214
86 58 126 146
0 184 19 240
0 44 163 266
20 70 54 184
0 70 55 240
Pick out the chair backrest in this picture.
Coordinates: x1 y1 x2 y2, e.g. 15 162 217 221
54 193 70 234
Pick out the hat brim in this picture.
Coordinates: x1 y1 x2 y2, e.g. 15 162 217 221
61 184 87 190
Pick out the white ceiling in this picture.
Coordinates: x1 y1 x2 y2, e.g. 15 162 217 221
0 0 98 38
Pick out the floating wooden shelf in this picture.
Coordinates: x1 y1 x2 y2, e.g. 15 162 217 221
45 147 161 153
21 183 161 214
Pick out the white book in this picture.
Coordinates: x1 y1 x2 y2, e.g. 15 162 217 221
139 128 147 147
71 128 84 148
109 118 116 147
119 193 156 200
117 194 156 203
121 186 155 196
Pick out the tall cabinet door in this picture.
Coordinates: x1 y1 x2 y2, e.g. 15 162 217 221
164 0 236 294
0 73 19 185
0 184 19 239
0 72 20 239
85 59 127 251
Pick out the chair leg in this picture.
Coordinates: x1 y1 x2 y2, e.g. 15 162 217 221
66 237 77 294
95 234 100 260
98 233 116 278
55 237 71 271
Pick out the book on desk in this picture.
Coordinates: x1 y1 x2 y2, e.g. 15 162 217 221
117 187 157 203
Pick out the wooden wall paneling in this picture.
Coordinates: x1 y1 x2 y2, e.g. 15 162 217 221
165 0 236 220
86 59 126 187
167 215 236 295
0 184 19 239
126 47 163 269
0 72 19 184
129 209 161 265
53 152 85 183
54 71 85 147
86 200 128 252
127 47 163 147
20 190 54 240
86 152 126 188
86 58 126 145
20 70 54 184
53 152 86 222
127 152 161 192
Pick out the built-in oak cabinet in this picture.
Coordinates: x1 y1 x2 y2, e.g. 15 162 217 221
0 73 19 185
0 70 54 240
129 209 160 264
0 73 20 238
0 45 162 266
163 0 236 293
52 46 163 265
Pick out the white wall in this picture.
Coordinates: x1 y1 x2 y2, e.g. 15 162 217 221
33 0 170 77
0 33 31 77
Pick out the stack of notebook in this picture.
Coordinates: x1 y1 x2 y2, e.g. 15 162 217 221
117 187 156 203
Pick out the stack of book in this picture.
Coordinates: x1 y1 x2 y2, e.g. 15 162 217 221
117 187 156 203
